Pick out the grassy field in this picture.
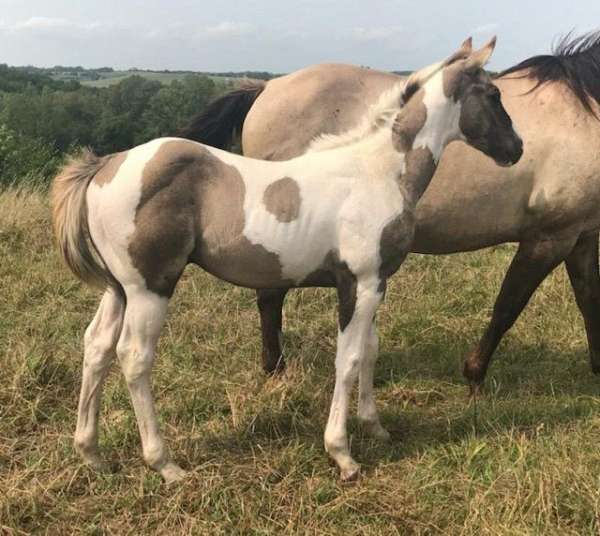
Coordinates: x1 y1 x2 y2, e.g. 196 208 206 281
1 187 600 534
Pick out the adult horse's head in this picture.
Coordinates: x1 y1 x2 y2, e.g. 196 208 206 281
404 37 524 167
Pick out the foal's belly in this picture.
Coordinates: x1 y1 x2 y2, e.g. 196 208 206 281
197 205 337 289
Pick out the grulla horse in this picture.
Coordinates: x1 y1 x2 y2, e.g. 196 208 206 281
182 31 600 391
52 38 522 482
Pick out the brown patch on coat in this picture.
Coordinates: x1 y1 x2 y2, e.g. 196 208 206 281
399 147 437 200
93 151 128 186
378 149 435 290
378 213 414 290
300 250 357 331
392 91 427 154
128 140 289 296
263 177 301 222
442 63 463 100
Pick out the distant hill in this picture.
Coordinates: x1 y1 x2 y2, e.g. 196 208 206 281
52 68 279 88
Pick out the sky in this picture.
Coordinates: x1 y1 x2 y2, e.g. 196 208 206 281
0 0 599 72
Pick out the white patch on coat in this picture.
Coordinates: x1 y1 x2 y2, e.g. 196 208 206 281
206 132 405 286
412 72 463 162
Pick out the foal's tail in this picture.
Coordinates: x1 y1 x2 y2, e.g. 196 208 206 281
51 149 114 290
176 81 266 150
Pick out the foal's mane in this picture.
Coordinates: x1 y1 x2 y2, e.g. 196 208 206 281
499 30 600 118
308 81 407 153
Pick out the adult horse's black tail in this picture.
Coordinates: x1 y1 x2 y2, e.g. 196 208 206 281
177 82 266 150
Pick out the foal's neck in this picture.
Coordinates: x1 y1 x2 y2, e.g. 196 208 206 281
391 76 461 206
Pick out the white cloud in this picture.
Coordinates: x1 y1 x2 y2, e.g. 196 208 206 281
472 23 498 36
0 16 105 33
351 25 404 42
203 21 254 39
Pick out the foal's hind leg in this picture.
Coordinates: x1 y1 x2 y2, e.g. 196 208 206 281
565 232 600 373
463 235 578 392
74 288 124 470
117 287 186 484
256 288 288 373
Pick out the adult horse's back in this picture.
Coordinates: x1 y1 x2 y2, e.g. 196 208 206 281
181 32 600 390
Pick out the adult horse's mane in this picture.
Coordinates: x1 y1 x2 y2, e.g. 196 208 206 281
499 30 600 117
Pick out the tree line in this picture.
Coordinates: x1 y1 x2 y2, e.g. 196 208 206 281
0 64 232 187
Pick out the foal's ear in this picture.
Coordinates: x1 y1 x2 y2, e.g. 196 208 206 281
465 36 497 69
443 36 473 66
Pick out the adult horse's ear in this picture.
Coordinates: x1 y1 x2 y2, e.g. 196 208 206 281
466 36 497 69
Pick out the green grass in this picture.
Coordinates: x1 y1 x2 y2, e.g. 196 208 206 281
2 188 600 534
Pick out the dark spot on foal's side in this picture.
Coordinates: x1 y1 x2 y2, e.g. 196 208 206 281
263 177 301 222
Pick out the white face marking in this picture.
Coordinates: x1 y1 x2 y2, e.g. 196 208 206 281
413 71 462 162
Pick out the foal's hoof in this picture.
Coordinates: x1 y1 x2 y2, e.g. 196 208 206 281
77 448 115 473
363 421 391 442
160 462 188 485
340 461 361 482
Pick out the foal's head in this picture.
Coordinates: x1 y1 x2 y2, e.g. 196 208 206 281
401 37 523 167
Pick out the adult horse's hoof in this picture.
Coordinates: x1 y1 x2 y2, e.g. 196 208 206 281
262 352 286 376
463 353 486 389
468 381 484 398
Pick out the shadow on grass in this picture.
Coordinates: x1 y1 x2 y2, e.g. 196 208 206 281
180 337 600 473
374 337 600 397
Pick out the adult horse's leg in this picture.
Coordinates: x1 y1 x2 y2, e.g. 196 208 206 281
463 235 578 392
565 232 600 373
74 288 124 470
117 286 186 484
256 288 287 373
325 277 384 480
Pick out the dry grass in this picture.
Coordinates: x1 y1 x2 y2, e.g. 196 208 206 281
1 188 600 534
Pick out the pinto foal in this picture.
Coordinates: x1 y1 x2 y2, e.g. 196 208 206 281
52 38 522 482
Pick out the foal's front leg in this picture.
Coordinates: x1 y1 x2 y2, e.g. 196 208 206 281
357 321 390 440
325 277 384 480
